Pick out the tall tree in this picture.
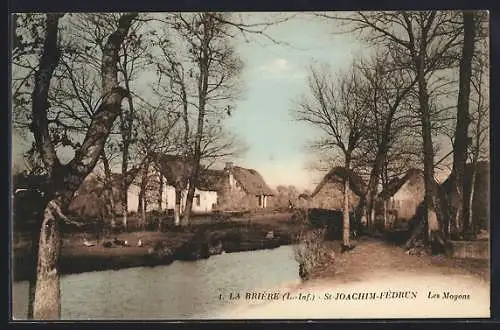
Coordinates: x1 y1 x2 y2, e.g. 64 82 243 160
354 50 419 232
116 18 153 230
466 27 489 233
322 11 463 250
25 13 137 319
295 63 369 247
171 13 244 226
450 11 476 236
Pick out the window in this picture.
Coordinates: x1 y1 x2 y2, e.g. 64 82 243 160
195 194 201 207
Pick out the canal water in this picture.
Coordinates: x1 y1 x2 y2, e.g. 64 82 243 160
12 245 300 320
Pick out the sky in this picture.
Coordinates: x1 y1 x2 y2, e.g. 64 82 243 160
225 13 366 191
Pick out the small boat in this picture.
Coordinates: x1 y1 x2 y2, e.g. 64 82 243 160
137 239 143 247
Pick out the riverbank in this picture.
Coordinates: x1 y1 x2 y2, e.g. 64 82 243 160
12 211 301 282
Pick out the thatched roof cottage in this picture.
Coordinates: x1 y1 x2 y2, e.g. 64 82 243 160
217 162 275 210
309 167 365 211
161 168 222 214
440 161 490 232
67 156 276 217
376 162 489 232
377 168 425 222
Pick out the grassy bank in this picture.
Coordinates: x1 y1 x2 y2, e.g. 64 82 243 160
12 211 301 282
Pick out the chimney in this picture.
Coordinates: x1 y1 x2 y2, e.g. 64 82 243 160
225 162 234 170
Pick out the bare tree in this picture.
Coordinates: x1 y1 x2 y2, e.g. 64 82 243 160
321 11 465 251
167 13 244 226
115 18 155 230
466 32 489 233
449 11 476 236
353 50 419 232
295 63 369 247
21 13 137 319
134 93 181 226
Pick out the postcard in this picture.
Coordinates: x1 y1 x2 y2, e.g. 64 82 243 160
11 10 490 320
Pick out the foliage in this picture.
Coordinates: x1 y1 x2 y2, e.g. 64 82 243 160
293 227 331 280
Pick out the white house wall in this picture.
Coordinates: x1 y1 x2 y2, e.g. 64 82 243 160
127 183 217 214
127 185 140 213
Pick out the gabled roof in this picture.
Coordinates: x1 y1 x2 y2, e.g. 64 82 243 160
311 166 365 198
230 166 274 195
378 168 424 200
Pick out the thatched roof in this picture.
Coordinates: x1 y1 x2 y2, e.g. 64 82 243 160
152 153 193 184
69 173 112 217
230 166 274 196
311 167 365 198
378 168 424 200
197 168 225 191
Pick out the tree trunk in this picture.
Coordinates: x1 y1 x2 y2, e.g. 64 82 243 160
416 50 447 251
467 75 484 235
157 173 164 231
182 14 212 226
468 163 477 234
143 198 148 230
31 13 137 320
101 149 116 228
174 187 182 226
138 191 144 227
119 52 138 230
158 172 163 211
120 187 128 231
108 189 116 229
27 222 41 319
343 175 350 247
421 95 443 241
138 162 150 230
29 13 63 320
361 87 411 233
183 181 195 227
383 200 388 229
33 199 63 320
451 10 476 237
343 156 352 247
363 152 385 233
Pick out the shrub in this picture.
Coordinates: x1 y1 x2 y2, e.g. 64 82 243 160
293 227 331 280
289 208 308 225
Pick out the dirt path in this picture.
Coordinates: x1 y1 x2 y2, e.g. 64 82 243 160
313 237 490 283
218 238 490 319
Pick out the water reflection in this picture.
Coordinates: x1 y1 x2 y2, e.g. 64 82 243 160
12 245 299 320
